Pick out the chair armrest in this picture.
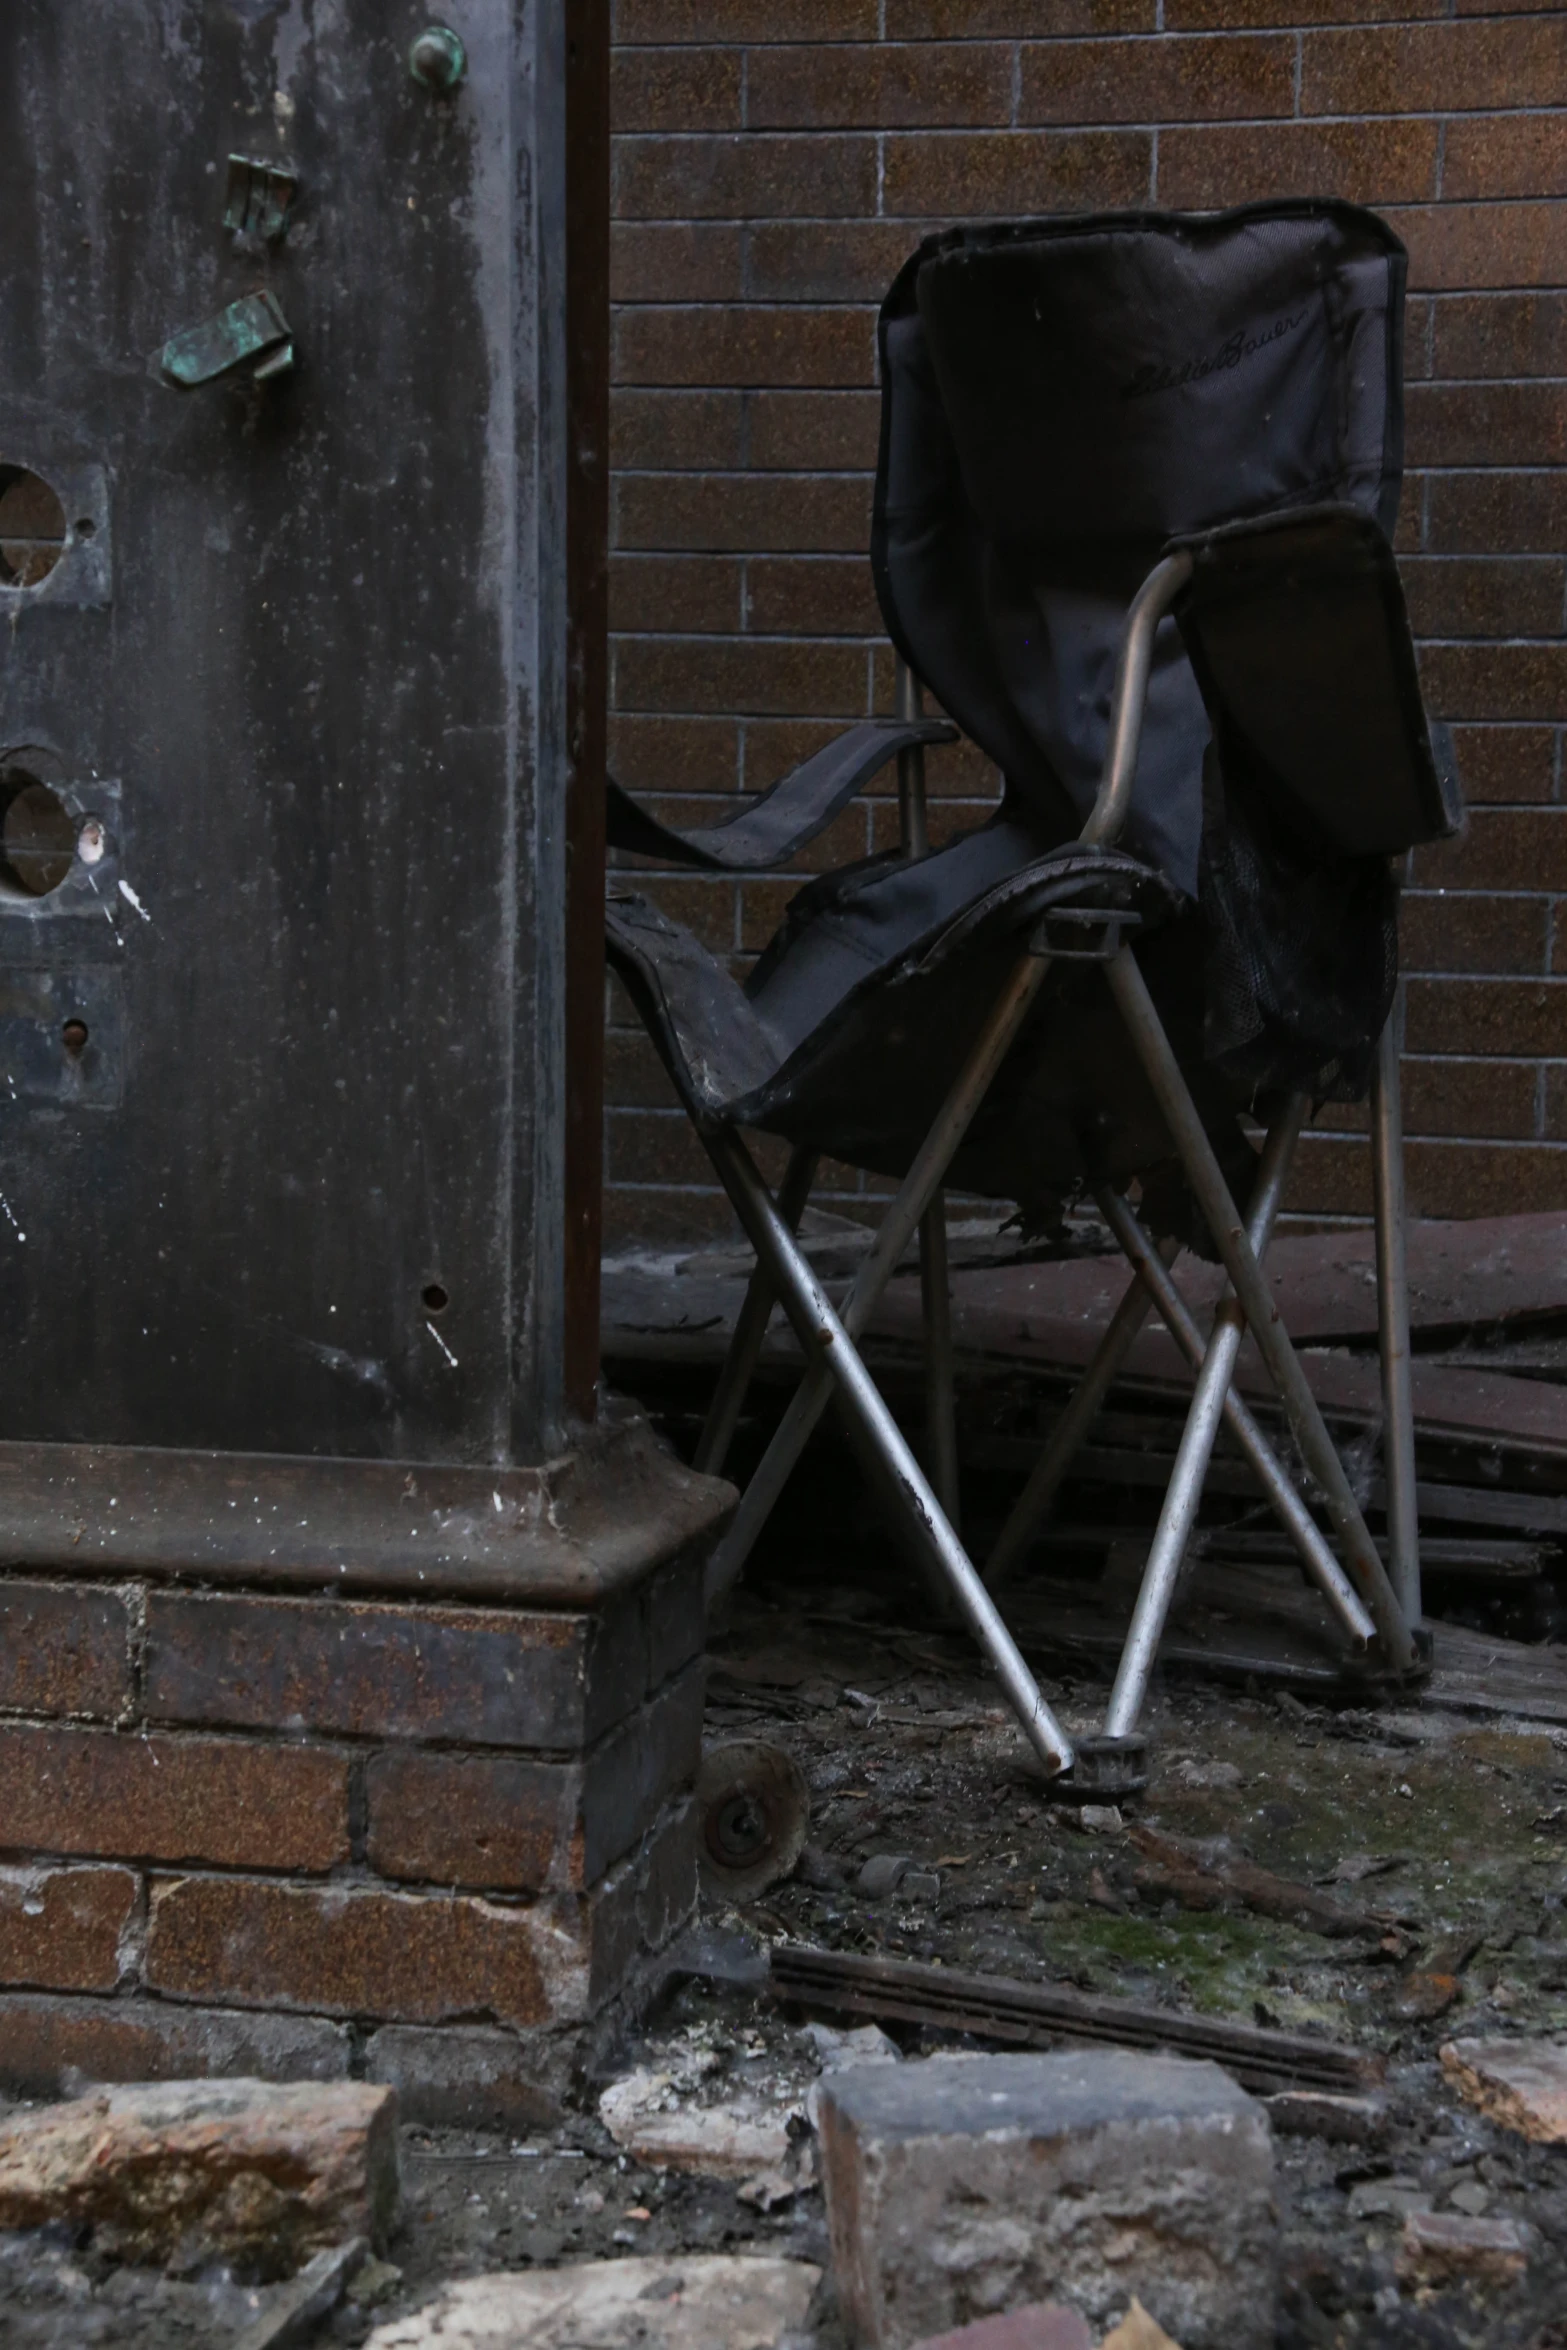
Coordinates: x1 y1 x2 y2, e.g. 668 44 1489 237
606 715 956 874
1079 551 1194 852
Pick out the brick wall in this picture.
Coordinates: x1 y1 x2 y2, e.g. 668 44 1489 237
0 1564 704 2120
604 1 1567 1245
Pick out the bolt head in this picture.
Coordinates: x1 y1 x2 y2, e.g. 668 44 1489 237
409 24 466 93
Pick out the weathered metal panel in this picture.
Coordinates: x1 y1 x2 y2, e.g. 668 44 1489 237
0 1 569 1460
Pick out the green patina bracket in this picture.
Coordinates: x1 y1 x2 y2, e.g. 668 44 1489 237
159 290 295 390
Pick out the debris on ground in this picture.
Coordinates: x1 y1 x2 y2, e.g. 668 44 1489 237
1440 2035 1567 2141
231 2238 367 2350
360 2253 821 2347
816 2049 1275 2349
911 2303 1094 2349
1098 2306 1183 2350
1396 2208 1531 2287
0 2078 398 2279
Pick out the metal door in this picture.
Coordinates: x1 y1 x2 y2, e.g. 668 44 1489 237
0 2 568 1463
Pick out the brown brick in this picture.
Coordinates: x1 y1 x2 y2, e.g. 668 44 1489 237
1444 114 1567 204
1292 1135 1567 1221
612 225 743 304
603 1185 738 1250
365 1663 704 1893
1406 383 1567 469
1393 485 1424 556
747 221 924 305
1021 33 1292 124
615 306 875 390
622 870 739 950
742 716 857 785
610 554 740 634
1406 976 1567 1056
610 388 743 471
1432 294 1567 381
888 0 1152 29
0 1867 135 1995
610 1107 725 1186
1401 1057 1540 1139
749 43 1012 130
616 634 869 717
609 712 742 790
747 555 881 637
611 46 742 132
614 135 877 222
1388 203 1567 294
1427 470 1567 558
1334 1055 1543 1141
1157 120 1437 210
746 389 881 470
1401 891 1548 976
1420 644 1567 724
1447 726 1558 807
0 1584 129 1722
616 0 876 35
1178 0 1442 17
882 130 1149 219
0 1727 348 1874
0 1994 350 2100
146 1878 563 2029
145 1592 645 1751
605 1026 681 1109
1401 557 1565 642
1405 296 1435 380
615 472 873 553
1302 22 1567 116
1540 1069 1567 1141
1414 810 1567 893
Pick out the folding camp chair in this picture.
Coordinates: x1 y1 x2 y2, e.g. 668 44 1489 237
606 200 1463 1792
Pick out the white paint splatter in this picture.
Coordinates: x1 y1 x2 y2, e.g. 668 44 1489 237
492 1490 504 1514
0 1195 25 1242
426 1320 459 1369
118 879 151 922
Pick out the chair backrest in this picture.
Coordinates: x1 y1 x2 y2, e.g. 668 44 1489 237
872 203 1409 893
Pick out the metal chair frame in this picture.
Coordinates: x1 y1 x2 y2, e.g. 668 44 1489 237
673 549 1422 1790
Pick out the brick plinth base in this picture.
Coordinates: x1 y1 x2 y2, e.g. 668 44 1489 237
0 1411 730 2123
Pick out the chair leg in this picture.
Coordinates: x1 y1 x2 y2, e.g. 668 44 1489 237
702 946 1053 1612
1372 983 1422 1626
920 1189 961 1530
983 1240 1174 1595
1096 1179 1373 1653
1101 1103 1318 1740
707 1124 1076 1779
1105 944 1416 1675
694 1146 817 1477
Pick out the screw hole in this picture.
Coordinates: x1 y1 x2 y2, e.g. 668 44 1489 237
74 517 96 541
421 1282 449 1315
62 1020 88 1058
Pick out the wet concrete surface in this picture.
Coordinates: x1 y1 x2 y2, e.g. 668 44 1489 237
5 1558 1567 2346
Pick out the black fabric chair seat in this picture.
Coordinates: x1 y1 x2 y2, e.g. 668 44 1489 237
608 812 1196 1204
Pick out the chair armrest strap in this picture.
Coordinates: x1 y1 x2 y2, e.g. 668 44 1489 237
607 715 956 873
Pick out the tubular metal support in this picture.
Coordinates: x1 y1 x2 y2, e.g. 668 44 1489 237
1105 945 1416 1673
707 1127 1076 1777
1103 1102 1302 1739
920 1189 961 1530
703 947 1052 1609
1082 551 1194 852
895 656 929 858
694 1146 818 1477
1372 982 1421 1625
1096 1180 1374 1653
983 1242 1175 1594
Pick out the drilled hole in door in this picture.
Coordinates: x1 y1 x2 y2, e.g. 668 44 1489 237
0 770 76 897
0 468 67 587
